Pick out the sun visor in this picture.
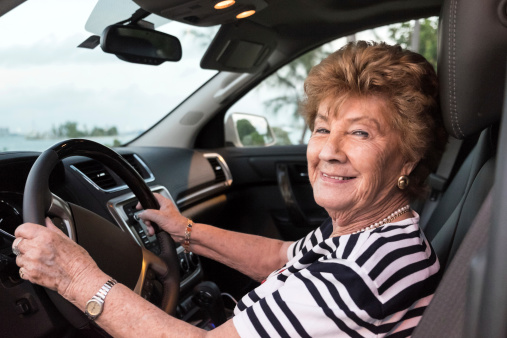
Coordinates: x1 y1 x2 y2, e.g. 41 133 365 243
201 21 277 73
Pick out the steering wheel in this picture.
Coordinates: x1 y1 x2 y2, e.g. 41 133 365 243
22 139 179 328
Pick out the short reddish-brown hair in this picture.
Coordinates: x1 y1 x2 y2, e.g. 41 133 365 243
302 41 447 199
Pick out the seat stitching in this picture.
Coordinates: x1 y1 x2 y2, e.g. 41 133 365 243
449 0 464 138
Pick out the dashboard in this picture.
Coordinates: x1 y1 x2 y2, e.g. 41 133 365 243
0 192 22 241
0 146 233 335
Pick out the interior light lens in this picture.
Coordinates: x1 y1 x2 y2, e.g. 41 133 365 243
214 0 235 10
236 9 256 19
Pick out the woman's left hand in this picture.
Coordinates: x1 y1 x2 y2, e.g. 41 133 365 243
13 218 104 303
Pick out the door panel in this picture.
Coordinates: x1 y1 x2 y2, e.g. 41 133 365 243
219 145 327 241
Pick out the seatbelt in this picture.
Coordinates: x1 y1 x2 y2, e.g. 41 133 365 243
412 189 492 338
419 136 463 227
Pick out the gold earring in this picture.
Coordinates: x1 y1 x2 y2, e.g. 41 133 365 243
397 176 409 190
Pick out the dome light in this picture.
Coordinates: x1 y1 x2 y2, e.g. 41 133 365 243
236 9 256 19
214 0 235 10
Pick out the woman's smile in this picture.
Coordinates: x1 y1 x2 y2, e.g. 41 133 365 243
307 95 416 217
320 172 356 182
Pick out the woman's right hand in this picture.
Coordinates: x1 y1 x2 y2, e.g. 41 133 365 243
137 193 188 241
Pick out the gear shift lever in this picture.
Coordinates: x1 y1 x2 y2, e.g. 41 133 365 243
192 281 227 327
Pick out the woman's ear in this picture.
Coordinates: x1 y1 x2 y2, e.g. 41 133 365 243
402 160 419 176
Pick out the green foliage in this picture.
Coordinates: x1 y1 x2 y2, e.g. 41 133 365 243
263 46 332 120
51 121 118 138
388 18 438 69
105 139 122 147
272 127 292 145
90 126 118 137
52 122 86 138
237 119 266 146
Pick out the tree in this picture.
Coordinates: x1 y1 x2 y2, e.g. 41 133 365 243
260 46 332 144
236 119 265 146
263 46 331 120
52 121 86 138
51 122 118 138
388 18 438 69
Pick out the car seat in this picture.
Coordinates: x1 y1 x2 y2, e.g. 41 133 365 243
416 0 505 271
413 0 507 335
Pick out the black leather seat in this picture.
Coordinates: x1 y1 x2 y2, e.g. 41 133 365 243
422 127 497 270
417 0 507 271
412 0 507 335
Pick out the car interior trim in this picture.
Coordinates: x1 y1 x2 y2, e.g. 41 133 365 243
176 153 232 205
69 153 155 193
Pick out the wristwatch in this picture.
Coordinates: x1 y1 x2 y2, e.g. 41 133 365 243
85 278 117 320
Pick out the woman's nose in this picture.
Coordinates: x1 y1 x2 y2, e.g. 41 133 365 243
319 134 346 163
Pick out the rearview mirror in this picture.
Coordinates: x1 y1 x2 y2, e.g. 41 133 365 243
225 113 276 147
100 24 182 65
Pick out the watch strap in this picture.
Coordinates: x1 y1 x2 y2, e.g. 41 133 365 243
85 278 117 320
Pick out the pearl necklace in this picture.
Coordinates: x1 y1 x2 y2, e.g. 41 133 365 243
331 205 411 237
351 205 411 234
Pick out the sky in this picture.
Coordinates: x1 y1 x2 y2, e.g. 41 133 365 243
0 0 217 135
0 0 417 145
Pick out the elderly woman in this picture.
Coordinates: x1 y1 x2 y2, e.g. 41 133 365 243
13 41 446 337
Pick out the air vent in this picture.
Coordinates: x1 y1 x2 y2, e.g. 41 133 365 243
72 161 117 190
71 154 154 193
207 157 226 183
122 154 151 179
178 153 233 205
204 153 232 186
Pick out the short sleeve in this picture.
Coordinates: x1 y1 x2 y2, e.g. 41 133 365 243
233 259 385 338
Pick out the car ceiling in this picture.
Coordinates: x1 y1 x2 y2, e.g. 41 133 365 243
134 0 443 51
2 0 442 51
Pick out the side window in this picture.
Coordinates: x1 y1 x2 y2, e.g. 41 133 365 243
225 17 438 147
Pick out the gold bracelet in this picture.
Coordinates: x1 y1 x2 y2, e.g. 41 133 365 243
182 218 193 253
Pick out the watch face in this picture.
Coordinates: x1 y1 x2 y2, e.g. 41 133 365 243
86 299 103 317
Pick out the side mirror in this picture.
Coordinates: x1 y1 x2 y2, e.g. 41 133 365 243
100 24 182 65
225 113 276 147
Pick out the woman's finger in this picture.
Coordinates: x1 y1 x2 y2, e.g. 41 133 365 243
138 209 164 224
145 222 155 236
14 222 43 240
45 217 60 231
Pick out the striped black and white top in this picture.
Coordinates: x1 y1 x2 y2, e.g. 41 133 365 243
233 213 440 337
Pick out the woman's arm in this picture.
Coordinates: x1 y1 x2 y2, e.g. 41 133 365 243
14 221 240 337
139 194 292 281
186 223 292 282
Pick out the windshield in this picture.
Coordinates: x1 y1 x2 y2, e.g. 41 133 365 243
0 0 218 152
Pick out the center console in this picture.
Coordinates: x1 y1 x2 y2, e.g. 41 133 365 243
107 186 204 318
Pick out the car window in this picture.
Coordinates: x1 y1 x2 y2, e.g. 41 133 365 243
0 0 218 152
225 17 438 147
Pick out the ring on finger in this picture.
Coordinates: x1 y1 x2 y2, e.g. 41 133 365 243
19 267 24 279
12 238 23 256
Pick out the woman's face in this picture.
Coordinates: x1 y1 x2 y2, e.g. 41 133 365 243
307 96 415 214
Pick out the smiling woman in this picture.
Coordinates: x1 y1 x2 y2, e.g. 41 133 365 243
0 0 218 151
307 96 415 235
12 40 447 337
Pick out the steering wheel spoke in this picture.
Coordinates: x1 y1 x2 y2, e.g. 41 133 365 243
48 193 77 241
134 248 168 297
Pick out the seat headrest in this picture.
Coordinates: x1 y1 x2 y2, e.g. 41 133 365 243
438 0 507 139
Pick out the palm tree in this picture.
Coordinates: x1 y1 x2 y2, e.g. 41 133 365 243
260 45 333 143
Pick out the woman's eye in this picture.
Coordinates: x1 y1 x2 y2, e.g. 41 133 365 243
314 128 329 134
352 130 369 137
